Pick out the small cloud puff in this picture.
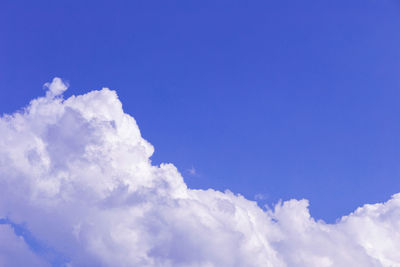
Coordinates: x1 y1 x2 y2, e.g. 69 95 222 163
0 78 399 266
45 77 68 98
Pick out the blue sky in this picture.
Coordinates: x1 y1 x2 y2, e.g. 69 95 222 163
1 0 400 224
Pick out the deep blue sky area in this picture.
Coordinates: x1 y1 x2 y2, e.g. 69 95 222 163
1 0 400 222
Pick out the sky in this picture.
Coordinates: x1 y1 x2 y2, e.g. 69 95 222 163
1 1 400 266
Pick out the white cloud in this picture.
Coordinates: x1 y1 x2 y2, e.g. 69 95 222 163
44 77 68 98
0 224 49 267
0 78 399 266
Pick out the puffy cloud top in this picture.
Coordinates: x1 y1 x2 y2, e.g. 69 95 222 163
0 78 399 266
45 77 68 98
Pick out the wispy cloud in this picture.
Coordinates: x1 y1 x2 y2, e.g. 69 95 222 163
254 193 268 201
187 166 197 176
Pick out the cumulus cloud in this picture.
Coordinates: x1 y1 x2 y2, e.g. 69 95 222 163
0 77 399 266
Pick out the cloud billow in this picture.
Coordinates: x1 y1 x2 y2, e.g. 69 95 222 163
0 78 399 266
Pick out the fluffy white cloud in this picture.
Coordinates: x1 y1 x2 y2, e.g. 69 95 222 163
0 78 399 266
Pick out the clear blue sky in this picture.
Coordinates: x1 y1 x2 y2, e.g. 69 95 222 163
1 0 400 222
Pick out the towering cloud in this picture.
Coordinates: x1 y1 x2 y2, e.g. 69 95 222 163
0 78 399 266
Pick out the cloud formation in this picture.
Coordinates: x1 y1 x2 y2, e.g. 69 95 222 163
0 78 399 266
